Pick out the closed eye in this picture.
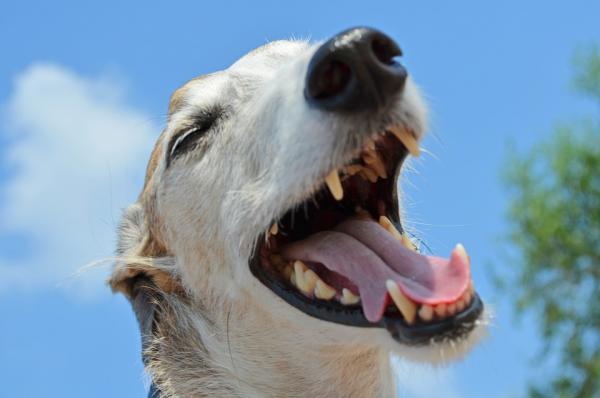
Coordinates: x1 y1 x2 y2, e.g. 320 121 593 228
167 109 221 166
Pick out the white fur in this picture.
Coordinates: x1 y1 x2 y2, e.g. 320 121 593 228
110 38 484 398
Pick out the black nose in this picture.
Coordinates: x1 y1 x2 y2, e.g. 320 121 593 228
305 27 407 112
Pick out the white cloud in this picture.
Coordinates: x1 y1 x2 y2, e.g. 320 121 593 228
393 357 464 398
0 63 158 298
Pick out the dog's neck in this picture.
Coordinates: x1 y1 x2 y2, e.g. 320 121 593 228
206 323 395 398
139 281 396 398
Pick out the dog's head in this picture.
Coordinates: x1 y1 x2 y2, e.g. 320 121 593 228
111 27 484 365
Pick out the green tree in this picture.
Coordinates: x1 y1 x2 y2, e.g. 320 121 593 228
500 47 600 398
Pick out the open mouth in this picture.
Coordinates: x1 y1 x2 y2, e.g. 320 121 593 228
250 125 483 345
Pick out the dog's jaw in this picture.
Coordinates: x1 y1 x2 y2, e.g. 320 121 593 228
110 35 484 398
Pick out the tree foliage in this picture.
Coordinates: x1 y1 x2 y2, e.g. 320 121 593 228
501 48 600 398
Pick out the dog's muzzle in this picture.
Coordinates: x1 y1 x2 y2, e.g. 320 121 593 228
251 27 483 346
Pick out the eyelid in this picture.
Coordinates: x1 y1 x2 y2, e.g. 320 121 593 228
166 108 222 166
169 126 202 159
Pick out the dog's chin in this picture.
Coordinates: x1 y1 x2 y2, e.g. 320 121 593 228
382 309 489 364
248 125 485 349
247 278 488 365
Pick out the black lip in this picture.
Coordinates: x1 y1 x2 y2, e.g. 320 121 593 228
249 251 483 345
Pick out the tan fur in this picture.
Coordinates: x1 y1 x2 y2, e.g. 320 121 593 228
110 37 484 397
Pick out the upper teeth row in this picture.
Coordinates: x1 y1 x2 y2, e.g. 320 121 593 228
324 126 420 201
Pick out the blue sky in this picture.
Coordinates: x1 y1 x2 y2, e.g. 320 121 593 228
1 1 599 397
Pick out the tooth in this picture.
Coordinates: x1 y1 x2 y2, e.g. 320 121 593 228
294 260 307 272
447 302 457 316
270 223 278 235
369 159 387 179
434 303 447 318
294 262 318 297
386 280 417 325
345 165 363 176
302 269 319 295
293 261 307 292
463 289 472 304
379 216 417 252
363 152 387 178
418 305 434 322
341 288 360 305
290 269 297 287
379 216 403 241
402 235 418 252
454 243 470 265
456 298 466 312
389 126 420 156
365 138 376 151
314 280 336 300
325 169 343 200
359 167 378 183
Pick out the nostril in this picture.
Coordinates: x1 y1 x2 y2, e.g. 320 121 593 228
305 27 407 112
307 59 352 100
371 35 402 66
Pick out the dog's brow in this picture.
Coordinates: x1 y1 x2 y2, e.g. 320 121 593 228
168 75 210 116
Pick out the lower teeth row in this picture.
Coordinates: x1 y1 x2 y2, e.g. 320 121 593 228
266 213 473 323
269 252 474 324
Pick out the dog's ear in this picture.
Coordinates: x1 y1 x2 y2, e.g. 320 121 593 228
109 202 182 298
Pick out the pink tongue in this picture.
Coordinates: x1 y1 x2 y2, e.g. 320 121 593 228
280 219 470 323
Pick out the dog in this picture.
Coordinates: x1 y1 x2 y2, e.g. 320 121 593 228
109 27 485 398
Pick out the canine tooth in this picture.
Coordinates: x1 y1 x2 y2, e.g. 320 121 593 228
386 280 417 325
270 223 278 235
389 126 420 157
418 305 434 322
379 216 403 242
314 280 336 300
341 288 360 305
325 169 343 200
434 303 447 318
